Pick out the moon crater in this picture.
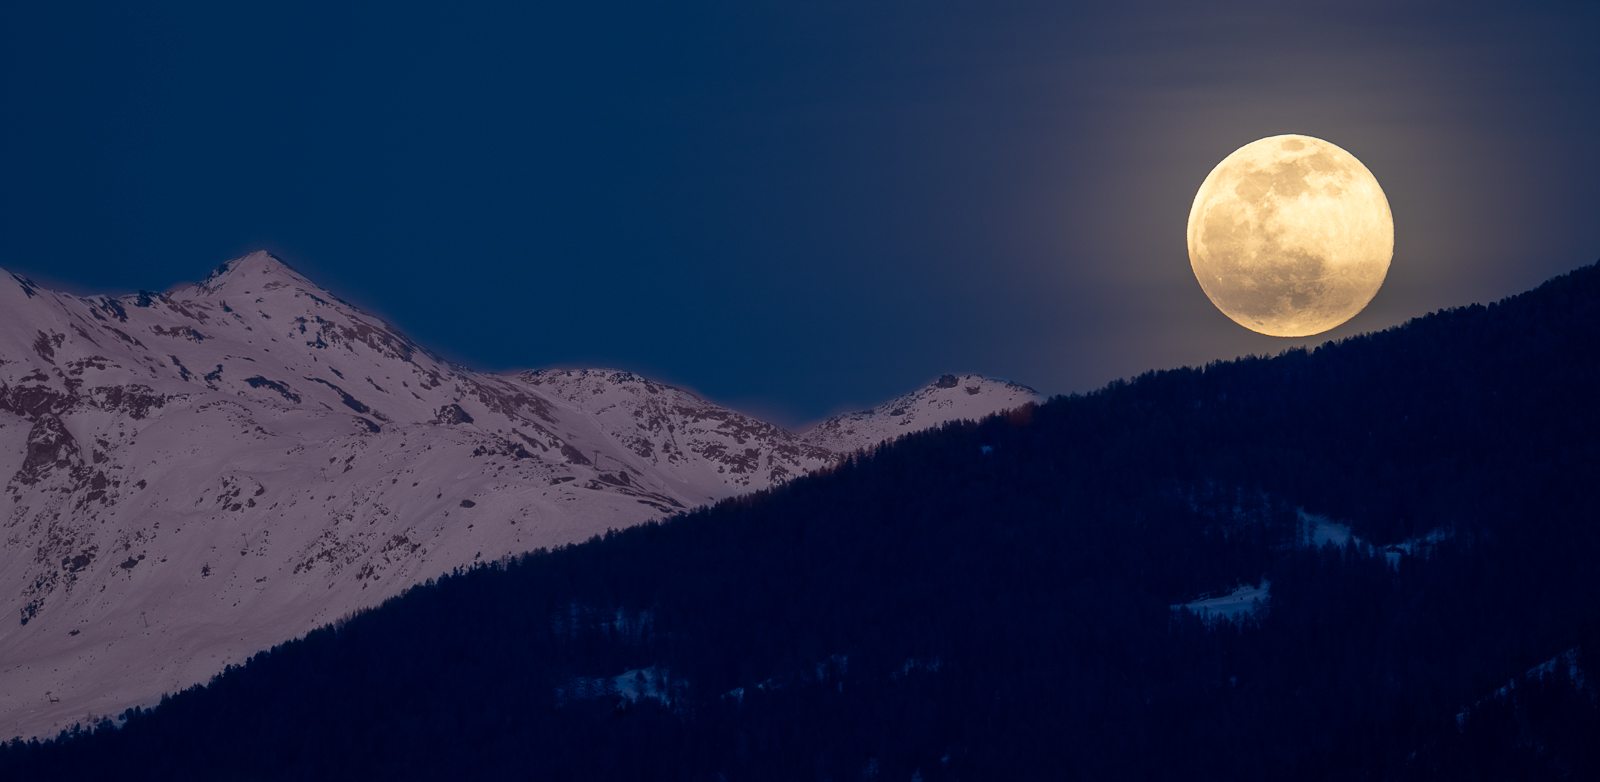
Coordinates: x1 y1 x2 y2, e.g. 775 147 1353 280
1187 134 1393 337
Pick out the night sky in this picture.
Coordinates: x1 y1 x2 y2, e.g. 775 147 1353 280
3 2 1598 423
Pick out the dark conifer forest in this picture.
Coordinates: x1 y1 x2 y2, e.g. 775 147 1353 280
6 262 1600 780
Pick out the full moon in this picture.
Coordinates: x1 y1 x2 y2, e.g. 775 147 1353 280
1187 134 1393 337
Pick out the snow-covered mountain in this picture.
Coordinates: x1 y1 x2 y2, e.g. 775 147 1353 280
801 374 1041 452
0 252 1038 738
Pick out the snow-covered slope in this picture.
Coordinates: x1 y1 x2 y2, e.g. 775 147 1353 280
518 369 835 493
801 374 1042 452
0 253 1037 739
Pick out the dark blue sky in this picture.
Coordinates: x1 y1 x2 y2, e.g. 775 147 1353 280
3 2 1598 423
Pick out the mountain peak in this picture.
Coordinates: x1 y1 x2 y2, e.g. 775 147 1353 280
925 373 1038 396
801 373 1043 452
192 250 312 294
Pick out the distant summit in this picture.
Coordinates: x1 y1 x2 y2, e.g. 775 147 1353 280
187 250 309 292
801 373 1041 452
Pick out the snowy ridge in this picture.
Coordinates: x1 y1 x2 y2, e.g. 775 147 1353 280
518 368 836 493
800 373 1041 453
0 252 1035 739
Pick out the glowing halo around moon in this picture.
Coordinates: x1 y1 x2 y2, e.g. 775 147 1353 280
1186 134 1393 337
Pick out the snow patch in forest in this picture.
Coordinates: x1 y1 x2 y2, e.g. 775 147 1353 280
1299 511 1354 547
1298 509 1449 568
1380 528 1453 567
557 665 683 707
891 657 944 681
723 653 852 702
1173 580 1270 623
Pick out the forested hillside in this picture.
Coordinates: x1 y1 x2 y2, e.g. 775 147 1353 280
6 261 1600 780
